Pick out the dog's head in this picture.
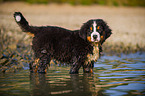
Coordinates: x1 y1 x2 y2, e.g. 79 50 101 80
79 19 112 44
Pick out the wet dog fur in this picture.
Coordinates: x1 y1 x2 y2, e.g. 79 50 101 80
14 12 112 74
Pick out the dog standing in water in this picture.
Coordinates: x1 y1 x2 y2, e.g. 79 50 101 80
14 12 112 74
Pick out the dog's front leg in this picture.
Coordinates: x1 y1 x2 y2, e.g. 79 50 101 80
83 61 94 73
70 63 81 74
69 57 82 74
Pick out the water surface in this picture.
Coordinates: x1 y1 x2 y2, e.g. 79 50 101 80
0 52 145 96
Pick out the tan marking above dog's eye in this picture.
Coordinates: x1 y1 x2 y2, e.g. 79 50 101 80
97 26 100 30
90 27 92 31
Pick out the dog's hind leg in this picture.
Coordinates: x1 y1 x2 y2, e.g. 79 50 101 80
34 49 51 74
37 53 50 74
29 58 39 73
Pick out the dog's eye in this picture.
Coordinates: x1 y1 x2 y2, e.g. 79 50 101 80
97 26 103 33
97 26 102 31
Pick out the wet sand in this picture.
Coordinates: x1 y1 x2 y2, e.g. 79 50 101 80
0 2 145 53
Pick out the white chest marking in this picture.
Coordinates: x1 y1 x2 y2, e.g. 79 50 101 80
85 44 100 64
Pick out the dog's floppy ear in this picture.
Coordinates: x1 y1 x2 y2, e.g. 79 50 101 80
100 20 112 44
79 20 92 41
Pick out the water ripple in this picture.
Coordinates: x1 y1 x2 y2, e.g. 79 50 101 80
0 53 145 96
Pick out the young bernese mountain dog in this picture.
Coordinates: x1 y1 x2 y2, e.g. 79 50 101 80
14 12 112 74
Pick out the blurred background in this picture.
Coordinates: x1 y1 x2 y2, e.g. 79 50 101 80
0 0 145 6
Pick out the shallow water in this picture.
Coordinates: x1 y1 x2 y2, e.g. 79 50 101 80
0 52 145 96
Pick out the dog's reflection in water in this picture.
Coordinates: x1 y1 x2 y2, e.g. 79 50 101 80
29 73 104 96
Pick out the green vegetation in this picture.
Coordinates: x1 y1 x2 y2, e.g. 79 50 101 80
2 0 145 7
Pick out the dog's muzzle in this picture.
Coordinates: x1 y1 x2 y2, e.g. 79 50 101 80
91 32 100 42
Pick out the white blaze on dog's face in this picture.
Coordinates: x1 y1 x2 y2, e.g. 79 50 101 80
90 21 100 42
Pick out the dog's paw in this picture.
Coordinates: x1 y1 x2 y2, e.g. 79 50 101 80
14 12 22 22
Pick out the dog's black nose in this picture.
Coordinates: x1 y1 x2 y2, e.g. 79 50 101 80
93 35 98 39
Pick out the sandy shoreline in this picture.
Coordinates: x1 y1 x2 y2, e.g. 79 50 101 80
0 2 145 52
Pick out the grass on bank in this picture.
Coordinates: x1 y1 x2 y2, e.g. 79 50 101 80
1 0 145 7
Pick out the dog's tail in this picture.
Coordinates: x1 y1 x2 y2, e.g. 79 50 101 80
14 12 37 36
